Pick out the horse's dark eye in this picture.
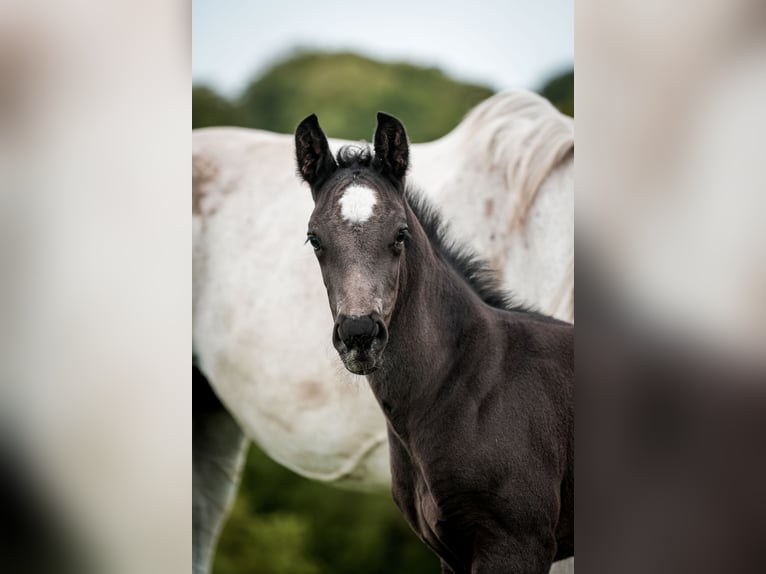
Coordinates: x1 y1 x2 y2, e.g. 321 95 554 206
393 227 409 250
306 234 321 252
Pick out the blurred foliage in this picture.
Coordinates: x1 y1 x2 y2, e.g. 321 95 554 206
213 443 439 574
196 50 573 574
193 50 573 142
235 51 494 141
539 68 574 118
192 86 247 129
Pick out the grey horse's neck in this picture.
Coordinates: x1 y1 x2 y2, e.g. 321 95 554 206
366 200 494 439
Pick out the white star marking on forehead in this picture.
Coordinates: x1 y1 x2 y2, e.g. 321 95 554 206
338 185 377 224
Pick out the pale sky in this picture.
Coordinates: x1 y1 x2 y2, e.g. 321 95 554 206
193 0 573 97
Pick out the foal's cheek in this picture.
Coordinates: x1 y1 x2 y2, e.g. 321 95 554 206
382 266 401 322
320 274 339 318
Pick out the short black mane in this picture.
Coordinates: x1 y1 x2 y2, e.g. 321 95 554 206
405 188 559 321
335 145 561 323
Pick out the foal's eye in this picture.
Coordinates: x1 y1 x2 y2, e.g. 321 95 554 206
306 234 322 252
393 227 409 250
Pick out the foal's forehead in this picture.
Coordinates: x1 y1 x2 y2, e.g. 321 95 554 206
317 175 402 228
338 184 378 224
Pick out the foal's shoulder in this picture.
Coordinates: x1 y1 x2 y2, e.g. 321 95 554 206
497 309 573 357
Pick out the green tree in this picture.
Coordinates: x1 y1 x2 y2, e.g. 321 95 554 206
194 51 494 141
237 51 494 141
192 85 246 129
539 68 574 117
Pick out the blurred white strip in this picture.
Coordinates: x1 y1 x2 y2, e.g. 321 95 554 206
577 0 766 359
0 1 190 573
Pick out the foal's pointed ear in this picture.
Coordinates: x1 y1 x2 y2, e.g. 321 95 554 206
295 113 337 193
373 112 409 182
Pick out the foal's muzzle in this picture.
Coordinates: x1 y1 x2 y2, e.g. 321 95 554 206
333 314 388 374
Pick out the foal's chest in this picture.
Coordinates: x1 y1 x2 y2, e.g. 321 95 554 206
389 436 472 570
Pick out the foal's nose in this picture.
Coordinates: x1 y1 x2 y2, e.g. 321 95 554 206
335 314 385 351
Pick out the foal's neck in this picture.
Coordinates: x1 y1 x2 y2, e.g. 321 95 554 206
367 201 493 429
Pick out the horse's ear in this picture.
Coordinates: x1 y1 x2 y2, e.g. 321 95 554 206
295 114 337 192
373 112 409 182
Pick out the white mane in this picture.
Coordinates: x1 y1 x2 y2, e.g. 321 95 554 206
452 89 574 225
